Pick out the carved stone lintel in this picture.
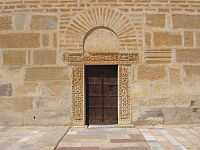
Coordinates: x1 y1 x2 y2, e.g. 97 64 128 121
72 65 84 126
64 53 138 65
118 65 131 125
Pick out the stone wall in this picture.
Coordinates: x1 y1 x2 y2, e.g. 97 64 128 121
0 0 200 125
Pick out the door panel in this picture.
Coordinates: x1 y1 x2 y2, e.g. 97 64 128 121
86 65 118 125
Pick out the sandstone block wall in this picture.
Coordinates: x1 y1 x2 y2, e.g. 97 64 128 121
0 0 199 125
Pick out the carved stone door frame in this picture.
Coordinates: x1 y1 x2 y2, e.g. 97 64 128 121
65 53 138 126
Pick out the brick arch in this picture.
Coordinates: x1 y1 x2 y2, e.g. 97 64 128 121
66 7 137 53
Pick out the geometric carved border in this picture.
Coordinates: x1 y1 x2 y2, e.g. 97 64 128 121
71 63 131 126
118 65 131 125
72 65 84 126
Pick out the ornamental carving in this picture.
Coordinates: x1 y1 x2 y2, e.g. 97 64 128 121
64 53 138 65
72 65 84 125
119 65 131 124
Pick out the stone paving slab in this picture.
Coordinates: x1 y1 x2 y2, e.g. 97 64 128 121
57 126 200 150
0 125 200 150
0 126 69 150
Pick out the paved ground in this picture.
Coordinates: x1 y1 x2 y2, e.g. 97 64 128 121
0 125 200 150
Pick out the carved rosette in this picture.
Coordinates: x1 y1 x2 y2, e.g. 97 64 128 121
72 65 84 125
119 65 131 125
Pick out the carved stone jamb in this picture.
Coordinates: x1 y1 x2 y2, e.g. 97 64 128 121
72 64 85 126
118 65 131 125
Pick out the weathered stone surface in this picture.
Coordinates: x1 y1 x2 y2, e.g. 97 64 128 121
42 33 49 47
169 67 181 85
153 32 182 47
31 15 57 30
184 31 193 47
0 33 40 48
0 97 33 112
196 32 200 47
145 32 151 47
3 50 26 65
146 14 165 27
184 65 200 79
176 49 200 63
33 50 56 65
84 28 120 53
0 83 12 96
14 14 26 30
25 67 69 81
137 65 166 80
173 14 200 29
15 82 39 96
162 107 193 124
0 16 12 30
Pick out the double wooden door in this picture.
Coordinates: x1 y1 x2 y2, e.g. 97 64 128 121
86 65 118 125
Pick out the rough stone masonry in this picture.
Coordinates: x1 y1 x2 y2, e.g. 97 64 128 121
0 0 200 126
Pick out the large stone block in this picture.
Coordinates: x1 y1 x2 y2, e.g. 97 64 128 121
137 65 166 80
146 14 165 27
0 97 33 112
184 31 193 47
169 67 181 85
153 32 182 47
31 15 57 30
0 33 40 48
176 49 200 63
25 67 69 81
196 32 200 47
0 16 12 30
33 50 56 65
3 50 26 65
14 14 27 30
173 14 200 29
184 65 200 79
0 83 12 96
15 82 39 96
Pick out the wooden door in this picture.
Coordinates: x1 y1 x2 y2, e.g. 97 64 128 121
86 65 118 125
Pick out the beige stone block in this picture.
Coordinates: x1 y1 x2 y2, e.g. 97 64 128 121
173 14 200 29
33 50 56 65
43 81 71 96
176 49 200 63
196 32 200 47
184 31 193 47
15 82 39 96
0 16 12 30
146 14 165 27
25 67 69 81
14 14 26 30
169 67 181 85
3 50 26 65
31 15 57 30
145 32 151 47
42 33 49 47
137 65 166 80
0 97 33 112
153 32 182 47
184 65 200 79
0 33 40 48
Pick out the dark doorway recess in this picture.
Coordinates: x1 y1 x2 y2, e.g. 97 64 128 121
85 65 118 125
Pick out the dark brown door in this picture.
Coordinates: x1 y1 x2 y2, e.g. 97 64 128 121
86 65 118 125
